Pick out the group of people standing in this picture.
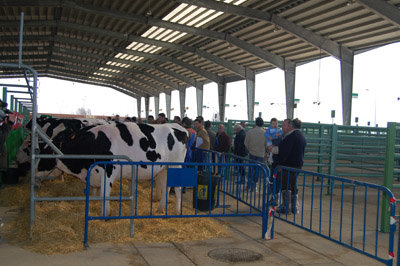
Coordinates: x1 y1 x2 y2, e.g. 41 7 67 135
232 117 307 214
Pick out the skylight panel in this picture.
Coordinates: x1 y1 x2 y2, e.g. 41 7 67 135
180 7 207 25
147 27 167 39
170 5 197 23
142 26 160 38
162 3 188 21
137 44 150 52
161 30 183 42
126 42 138 50
99 0 248 79
168 32 187 43
155 29 173 40
194 11 224 28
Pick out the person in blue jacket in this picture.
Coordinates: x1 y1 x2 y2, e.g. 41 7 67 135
269 118 306 214
265 117 282 165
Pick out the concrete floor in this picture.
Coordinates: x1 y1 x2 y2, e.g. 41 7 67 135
0 208 385 266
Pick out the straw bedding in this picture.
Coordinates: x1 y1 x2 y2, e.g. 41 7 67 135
0 174 229 254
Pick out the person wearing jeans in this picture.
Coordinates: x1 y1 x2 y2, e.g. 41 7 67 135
244 117 267 191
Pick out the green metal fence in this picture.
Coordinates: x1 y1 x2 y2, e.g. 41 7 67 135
225 120 389 182
302 123 388 181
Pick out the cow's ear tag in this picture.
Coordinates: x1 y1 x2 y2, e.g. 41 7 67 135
71 134 76 139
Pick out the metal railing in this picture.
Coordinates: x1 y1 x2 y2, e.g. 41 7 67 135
83 159 271 248
271 166 396 265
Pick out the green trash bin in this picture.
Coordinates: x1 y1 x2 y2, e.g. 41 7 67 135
193 171 220 211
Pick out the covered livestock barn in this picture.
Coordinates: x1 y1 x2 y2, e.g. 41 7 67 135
1 1 400 265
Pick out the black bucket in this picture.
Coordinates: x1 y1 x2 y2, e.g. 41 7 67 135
193 171 220 211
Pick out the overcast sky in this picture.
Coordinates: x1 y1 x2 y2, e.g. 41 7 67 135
2 42 399 127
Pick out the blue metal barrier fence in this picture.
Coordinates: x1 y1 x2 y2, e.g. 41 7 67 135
83 160 271 248
271 166 396 265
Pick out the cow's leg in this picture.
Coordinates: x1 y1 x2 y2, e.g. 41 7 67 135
92 187 99 196
154 175 162 202
155 169 167 213
174 187 182 214
99 172 114 217
155 169 182 215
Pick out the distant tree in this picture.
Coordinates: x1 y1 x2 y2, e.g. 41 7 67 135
76 107 91 116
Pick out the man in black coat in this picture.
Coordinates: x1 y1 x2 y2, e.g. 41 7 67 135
270 118 306 214
233 124 247 184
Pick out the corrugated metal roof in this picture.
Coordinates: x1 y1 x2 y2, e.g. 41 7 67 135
1 0 399 98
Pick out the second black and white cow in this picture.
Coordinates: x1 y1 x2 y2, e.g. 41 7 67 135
16 117 109 178
36 122 188 215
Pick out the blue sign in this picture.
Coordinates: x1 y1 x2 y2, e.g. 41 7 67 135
167 168 197 187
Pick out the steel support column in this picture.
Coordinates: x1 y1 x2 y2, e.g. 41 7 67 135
340 47 354 126
218 82 227 122
145 97 150 119
154 95 159 117
284 61 296 119
179 87 186 119
246 68 255 120
196 83 203 117
165 92 171 120
136 97 141 118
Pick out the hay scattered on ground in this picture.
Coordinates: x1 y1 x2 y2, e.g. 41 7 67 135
0 175 229 254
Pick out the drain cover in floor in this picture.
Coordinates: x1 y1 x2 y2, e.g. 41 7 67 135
208 248 263 263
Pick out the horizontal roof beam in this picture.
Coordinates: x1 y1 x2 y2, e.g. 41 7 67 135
176 0 349 60
357 0 400 26
62 0 292 69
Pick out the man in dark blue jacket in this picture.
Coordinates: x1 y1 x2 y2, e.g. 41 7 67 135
270 118 306 214
233 124 247 184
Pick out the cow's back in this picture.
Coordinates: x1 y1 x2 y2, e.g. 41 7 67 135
49 122 188 180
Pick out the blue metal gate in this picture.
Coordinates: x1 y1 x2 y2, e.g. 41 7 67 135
271 166 396 265
83 156 271 247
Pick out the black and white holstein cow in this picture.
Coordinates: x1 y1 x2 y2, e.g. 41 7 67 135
16 117 109 179
16 117 86 180
36 122 188 215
